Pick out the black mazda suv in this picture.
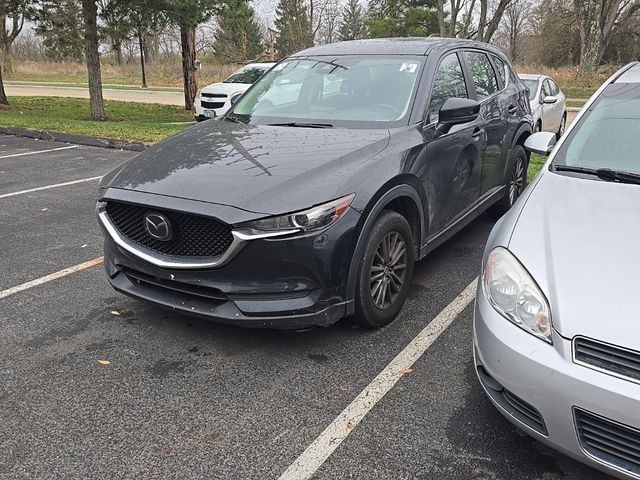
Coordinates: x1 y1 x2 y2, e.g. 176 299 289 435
97 38 532 330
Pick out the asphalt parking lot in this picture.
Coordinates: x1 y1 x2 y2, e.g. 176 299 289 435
0 135 611 480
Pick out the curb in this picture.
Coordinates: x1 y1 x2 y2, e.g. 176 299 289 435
567 107 582 113
0 126 148 152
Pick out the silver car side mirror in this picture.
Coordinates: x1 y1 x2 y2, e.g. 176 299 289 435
543 95 558 104
524 132 557 156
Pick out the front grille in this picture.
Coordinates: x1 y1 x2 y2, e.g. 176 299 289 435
477 365 547 435
201 100 225 109
105 201 234 258
574 337 640 383
122 267 227 302
575 408 640 476
202 93 227 98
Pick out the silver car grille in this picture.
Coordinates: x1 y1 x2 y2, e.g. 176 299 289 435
575 408 640 477
574 337 640 383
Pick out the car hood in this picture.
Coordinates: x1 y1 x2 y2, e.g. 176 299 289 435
103 121 390 216
509 172 640 348
201 82 249 96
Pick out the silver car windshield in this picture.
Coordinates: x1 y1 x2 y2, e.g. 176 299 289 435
229 56 424 128
521 79 539 100
553 83 640 175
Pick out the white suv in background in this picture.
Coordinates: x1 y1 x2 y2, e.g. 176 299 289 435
194 62 276 121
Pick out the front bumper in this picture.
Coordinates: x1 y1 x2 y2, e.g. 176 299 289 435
98 197 360 330
474 284 640 479
193 98 230 120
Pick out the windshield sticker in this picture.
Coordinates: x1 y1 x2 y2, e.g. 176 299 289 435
400 62 418 73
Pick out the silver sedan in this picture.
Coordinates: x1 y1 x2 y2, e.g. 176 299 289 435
475 61 640 479
519 73 567 137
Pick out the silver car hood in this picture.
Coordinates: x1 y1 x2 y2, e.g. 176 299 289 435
509 171 640 349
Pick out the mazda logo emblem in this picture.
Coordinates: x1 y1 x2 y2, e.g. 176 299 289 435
144 213 172 242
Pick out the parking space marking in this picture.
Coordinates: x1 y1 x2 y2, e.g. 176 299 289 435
277 279 478 480
0 145 78 159
0 257 103 300
0 176 101 199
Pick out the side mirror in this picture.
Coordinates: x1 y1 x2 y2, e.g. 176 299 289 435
543 95 558 104
435 98 480 135
230 92 243 105
524 132 557 156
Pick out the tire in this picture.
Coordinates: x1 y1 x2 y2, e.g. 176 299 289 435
487 144 528 220
354 210 416 328
556 113 567 140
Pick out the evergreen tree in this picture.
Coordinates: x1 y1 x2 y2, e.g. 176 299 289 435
213 0 263 63
34 0 85 62
274 0 313 58
339 0 366 41
366 0 439 38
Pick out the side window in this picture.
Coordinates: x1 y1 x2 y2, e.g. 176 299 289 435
428 53 468 123
492 55 507 87
549 80 560 96
542 80 553 97
466 51 499 100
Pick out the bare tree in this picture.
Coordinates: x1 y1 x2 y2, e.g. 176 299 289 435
477 0 516 42
503 0 530 62
575 0 640 76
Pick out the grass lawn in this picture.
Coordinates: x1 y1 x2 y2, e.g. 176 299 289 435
528 153 548 181
1 96 194 143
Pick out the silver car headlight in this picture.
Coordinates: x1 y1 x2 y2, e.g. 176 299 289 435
482 247 553 343
235 194 355 239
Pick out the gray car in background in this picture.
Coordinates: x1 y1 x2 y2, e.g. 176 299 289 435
475 61 640 479
520 73 567 137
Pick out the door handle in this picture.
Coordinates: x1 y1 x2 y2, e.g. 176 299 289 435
472 127 485 141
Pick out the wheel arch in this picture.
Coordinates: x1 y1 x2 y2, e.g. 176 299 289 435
345 179 426 316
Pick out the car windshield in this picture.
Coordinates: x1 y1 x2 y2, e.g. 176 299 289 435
229 55 424 128
521 79 539 100
553 83 640 175
224 67 270 84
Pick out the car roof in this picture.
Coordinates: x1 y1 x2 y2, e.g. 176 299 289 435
518 74 544 80
615 62 640 83
291 37 505 57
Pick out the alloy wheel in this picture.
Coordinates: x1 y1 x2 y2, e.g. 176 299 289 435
508 157 525 206
370 231 407 310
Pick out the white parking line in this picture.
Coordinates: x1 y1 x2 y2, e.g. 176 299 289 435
277 279 479 480
0 145 78 159
0 176 101 199
0 257 103 300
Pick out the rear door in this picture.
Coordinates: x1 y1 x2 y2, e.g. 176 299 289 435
420 51 486 238
462 50 507 196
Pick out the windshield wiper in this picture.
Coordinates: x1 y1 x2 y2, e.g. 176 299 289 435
554 165 640 185
266 122 333 129
224 114 245 124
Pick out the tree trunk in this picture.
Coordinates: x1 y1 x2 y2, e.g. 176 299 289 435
114 42 123 66
81 0 106 120
437 0 447 36
138 32 147 89
180 24 197 111
0 65 9 105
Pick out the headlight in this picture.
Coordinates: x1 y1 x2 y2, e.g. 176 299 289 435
235 194 355 239
483 247 553 343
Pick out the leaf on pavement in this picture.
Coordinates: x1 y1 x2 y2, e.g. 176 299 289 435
110 310 120 316
399 368 413 374
97 359 111 365
40 208 48 212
